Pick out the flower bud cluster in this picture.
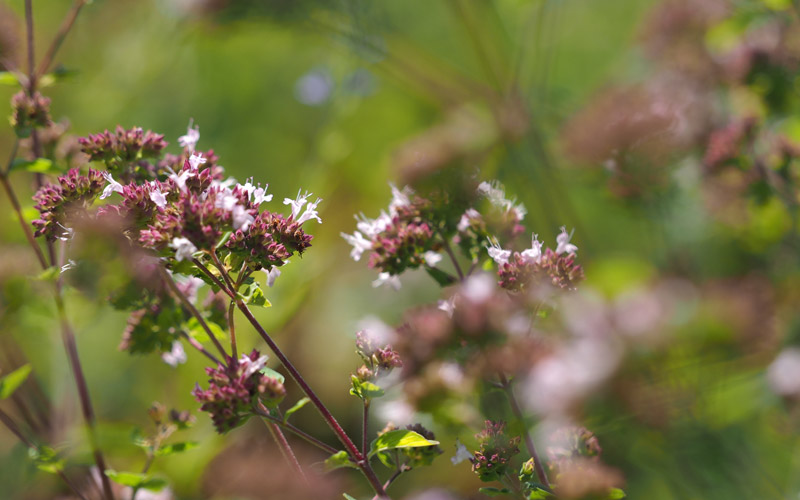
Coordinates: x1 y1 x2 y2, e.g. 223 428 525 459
10 90 52 137
193 350 286 433
354 329 403 382
32 168 105 241
471 420 521 482
79 126 167 171
227 211 313 271
546 426 602 474
498 248 584 292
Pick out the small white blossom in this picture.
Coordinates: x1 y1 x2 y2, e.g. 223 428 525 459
451 440 473 465
477 181 526 221
296 197 322 225
457 208 480 232
149 184 166 208
356 212 392 238
462 273 495 303
55 222 74 241
60 259 76 274
438 296 457 318
341 231 373 261
239 353 269 377
188 152 207 170
487 238 511 266
372 272 401 290
265 266 282 287
423 251 442 267
169 237 197 262
240 179 273 205
284 190 310 219
555 226 578 255
768 348 800 396
521 233 543 262
168 167 195 192
231 204 255 231
100 171 124 199
161 342 187 367
388 183 412 216
178 119 200 153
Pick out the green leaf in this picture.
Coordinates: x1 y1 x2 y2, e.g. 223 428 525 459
0 72 19 86
479 487 511 496
35 267 61 282
215 231 233 249
324 450 358 471
343 494 358 500
424 265 456 287
105 470 167 491
238 280 271 308
369 430 439 457
0 364 31 399
28 446 64 474
184 317 226 343
9 158 59 174
260 366 285 384
155 441 199 456
607 488 626 499
283 397 310 423
349 375 384 401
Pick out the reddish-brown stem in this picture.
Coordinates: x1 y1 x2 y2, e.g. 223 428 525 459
0 172 48 270
266 420 308 483
362 400 370 459
228 301 237 361
0 408 88 500
177 330 222 366
440 234 464 281
235 301 388 498
159 267 228 360
254 405 339 455
210 251 236 295
499 374 549 488
54 292 116 500
191 258 235 299
24 0 35 92
36 0 87 78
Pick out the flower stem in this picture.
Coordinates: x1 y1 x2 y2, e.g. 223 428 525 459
191 258 235 299
362 399 370 459
177 329 222 366
265 419 308 483
253 405 339 455
440 234 464 281
235 301 389 498
159 267 228 361
499 374 549 488
36 0 88 78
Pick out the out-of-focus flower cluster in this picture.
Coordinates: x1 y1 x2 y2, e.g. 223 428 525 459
192 350 285 433
470 420 520 482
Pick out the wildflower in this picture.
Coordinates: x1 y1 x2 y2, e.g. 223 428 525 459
521 233 543 262
60 259 76 274
100 171 124 199
231 204 255 231
297 196 322 225
168 168 195 192
388 183 412 215
193 349 286 433
477 181 526 222
767 348 800 396
487 238 511 266
356 212 392 238
471 420 521 482
457 208 480 232
555 226 578 255
437 296 457 318
373 272 401 290
188 152 207 170
451 440 473 465
423 251 442 267
10 90 52 136
161 342 187 367
178 119 200 152
170 237 197 262
341 231 372 261
149 184 167 208
284 190 310 219
265 266 281 287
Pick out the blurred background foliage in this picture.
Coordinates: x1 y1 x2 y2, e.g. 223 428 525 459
2 0 800 498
